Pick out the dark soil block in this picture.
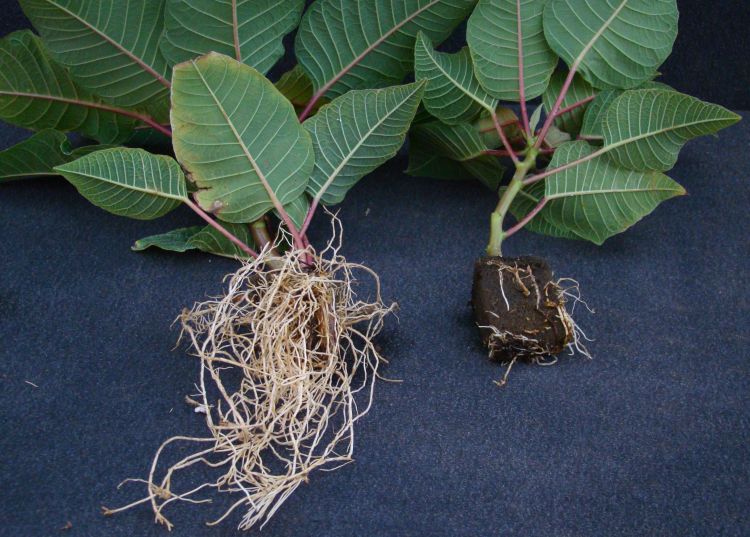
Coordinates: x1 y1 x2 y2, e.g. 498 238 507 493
472 256 572 361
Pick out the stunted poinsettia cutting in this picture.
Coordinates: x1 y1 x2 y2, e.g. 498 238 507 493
407 0 739 381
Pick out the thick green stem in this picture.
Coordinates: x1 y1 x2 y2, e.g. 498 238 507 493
486 148 539 256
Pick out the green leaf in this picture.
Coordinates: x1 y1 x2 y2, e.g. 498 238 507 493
132 226 203 253
161 0 304 74
56 147 188 220
275 65 314 108
601 89 741 172
467 0 557 101
125 128 173 150
133 223 256 259
0 130 71 182
542 70 595 135
188 221 256 259
543 0 678 89
279 195 310 230
414 32 496 124
461 154 506 191
20 0 174 107
20 0 171 108
410 121 489 162
304 82 425 205
171 52 314 223
0 130 117 182
408 121 506 190
412 103 436 125
407 137 473 180
0 31 136 143
580 90 619 139
475 107 523 148
295 0 475 100
580 82 675 139
506 181 581 240
543 141 685 244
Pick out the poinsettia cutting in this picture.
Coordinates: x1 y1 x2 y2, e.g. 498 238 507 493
407 0 739 383
0 0 478 530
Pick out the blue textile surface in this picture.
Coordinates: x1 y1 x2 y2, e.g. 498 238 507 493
1 116 748 537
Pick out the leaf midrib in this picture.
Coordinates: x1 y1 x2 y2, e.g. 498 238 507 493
422 41 496 112
547 184 683 200
570 0 629 70
605 114 736 148
314 0 442 97
190 59 285 213
313 84 422 201
43 0 170 89
57 166 187 201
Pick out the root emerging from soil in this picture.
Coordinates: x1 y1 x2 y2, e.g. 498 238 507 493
472 256 593 386
104 230 395 530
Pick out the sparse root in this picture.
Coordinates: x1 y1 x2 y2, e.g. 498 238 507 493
480 267 593 387
106 222 395 531
553 277 594 361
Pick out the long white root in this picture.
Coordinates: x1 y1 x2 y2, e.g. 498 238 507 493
104 228 395 530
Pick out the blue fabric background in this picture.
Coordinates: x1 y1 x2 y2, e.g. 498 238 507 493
2 118 748 535
1 0 749 535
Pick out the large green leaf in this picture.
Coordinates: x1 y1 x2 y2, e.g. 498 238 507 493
542 70 595 135
161 0 304 74
601 89 741 172
467 0 557 101
133 223 256 259
543 0 678 89
20 0 171 108
171 52 314 223
304 82 424 205
506 181 581 240
0 130 116 182
295 0 475 100
56 147 188 220
0 31 136 143
543 141 685 244
414 32 496 125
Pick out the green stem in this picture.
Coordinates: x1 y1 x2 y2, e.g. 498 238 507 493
486 148 538 257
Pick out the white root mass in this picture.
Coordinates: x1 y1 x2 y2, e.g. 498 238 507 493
103 229 395 531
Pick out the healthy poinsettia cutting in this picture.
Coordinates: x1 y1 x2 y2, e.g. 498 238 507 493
406 0 740 382
0 0 480 530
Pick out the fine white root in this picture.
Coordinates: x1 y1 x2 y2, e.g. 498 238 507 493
554 278 594 361
479 269 593 386
104 225 395 531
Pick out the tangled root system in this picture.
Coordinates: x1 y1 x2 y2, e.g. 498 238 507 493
104 225 395 530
